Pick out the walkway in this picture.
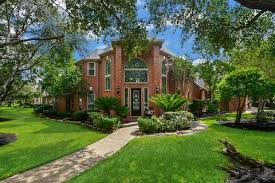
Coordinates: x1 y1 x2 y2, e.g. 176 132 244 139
1 125 139 183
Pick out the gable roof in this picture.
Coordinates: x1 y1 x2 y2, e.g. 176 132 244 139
76 39 176 63
76 46 113 63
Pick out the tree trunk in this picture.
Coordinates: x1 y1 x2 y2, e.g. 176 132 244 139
235 97 241 124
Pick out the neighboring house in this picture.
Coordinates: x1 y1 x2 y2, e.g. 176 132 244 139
56 39 207 116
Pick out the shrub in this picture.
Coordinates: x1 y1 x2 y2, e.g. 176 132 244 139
256 111 275 122
189 99 206 115
113 105 128 118
150 94 187 112
138 110 193 133
207 101 220 113
101 117 120 132
137 116 159 133
56 111 71 118
94 97 120 115
33 104 54 114
90 112 120 132
72 111 89 121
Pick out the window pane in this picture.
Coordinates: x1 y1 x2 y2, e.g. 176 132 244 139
162 76 167 94
89 63 95 75
105 62 111 75
125 70 147 82
105 77 110 90
125 58 147 69
87 92 95 110
124 88 128 107
144 88 148 110
162 61 166 75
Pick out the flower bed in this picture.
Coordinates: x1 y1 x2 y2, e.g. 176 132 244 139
138 111 195 134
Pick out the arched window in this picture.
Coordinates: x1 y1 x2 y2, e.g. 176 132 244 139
162 60 167 93
105 61 111 90
124 58 148 83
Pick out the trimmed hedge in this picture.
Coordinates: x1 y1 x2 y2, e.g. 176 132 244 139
138 110 194 133
90 112 120 132
72 111 89 121
189 99 206 115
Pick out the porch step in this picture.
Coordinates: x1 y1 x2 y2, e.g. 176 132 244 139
122 117 138 123
121 122 138 128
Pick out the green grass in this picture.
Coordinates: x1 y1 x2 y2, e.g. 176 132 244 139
69 112 275 183
0 106 106 180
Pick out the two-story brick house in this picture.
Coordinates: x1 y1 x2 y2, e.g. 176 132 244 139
56 39 207 116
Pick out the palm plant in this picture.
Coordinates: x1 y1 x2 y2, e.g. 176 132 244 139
151 94 187 112
113 105 129 118
94 97 120 115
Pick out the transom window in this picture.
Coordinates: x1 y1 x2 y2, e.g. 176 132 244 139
105 61 111 90
124 58 148 83
162 60 167 94
88 62 96 76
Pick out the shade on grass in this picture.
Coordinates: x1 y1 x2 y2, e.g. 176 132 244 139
69 113 275 183
0 107 106 180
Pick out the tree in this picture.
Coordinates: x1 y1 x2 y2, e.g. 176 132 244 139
0 0 147 104
40 55 81 98
12 84 41 106
170 57 195 96
219 68 270 124
196 60 233 103
229 35 275 111
147 0 274 55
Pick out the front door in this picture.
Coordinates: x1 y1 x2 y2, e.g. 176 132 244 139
131 88 141 116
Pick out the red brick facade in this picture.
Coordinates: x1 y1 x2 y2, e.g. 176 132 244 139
57 40 207 115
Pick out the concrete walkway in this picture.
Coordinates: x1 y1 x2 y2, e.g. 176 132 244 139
1 125 139 183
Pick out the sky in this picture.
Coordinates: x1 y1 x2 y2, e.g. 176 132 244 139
74 0 238 62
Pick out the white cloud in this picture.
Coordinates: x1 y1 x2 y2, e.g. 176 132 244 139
96 44 108 49
192 58 207 66
146 24 155 31
136 0 145 7
85 31 99 40
54 0 66 10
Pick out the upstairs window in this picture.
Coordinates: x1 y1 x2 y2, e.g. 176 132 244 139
105 61 111 90
124 58 148 83
162 60 167 94
88 62 95 76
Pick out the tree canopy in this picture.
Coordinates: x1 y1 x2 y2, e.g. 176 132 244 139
219 68 273 123
147 0 274 55
196 60 233 102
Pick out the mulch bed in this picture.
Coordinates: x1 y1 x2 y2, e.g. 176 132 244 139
220 140 275 183
220 120 275 131
0 133 17 146
139 121 208 137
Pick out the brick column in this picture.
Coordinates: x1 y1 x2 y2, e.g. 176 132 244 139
114 45 123 102
150 45 162 116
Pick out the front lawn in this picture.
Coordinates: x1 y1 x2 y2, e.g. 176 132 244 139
69 113 275 183
0 106 106 180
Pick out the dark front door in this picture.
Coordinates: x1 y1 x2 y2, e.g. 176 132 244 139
131 88 141 116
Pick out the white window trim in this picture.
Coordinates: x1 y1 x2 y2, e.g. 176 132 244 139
143 87 149 110
105 61 111 91
162 60 168 93
124 88 129 106
87 62 96 76
87 92 95 110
